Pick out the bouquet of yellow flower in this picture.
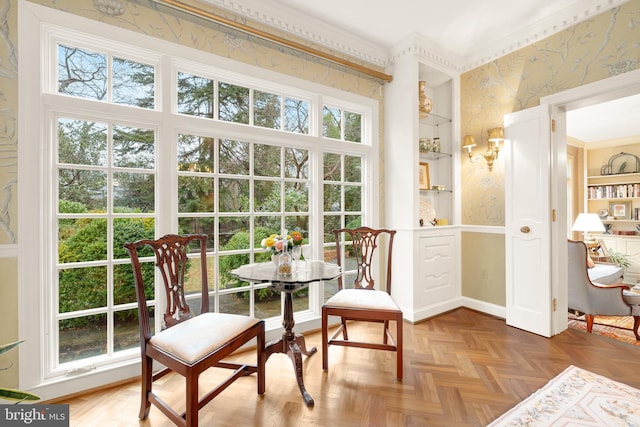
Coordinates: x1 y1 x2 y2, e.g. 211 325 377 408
261 233 292 253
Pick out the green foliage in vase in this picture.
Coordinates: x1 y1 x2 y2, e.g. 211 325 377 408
608 251 630 270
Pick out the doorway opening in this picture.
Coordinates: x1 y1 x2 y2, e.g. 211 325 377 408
542 68 640 335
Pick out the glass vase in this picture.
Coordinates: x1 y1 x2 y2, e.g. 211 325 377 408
277 250 292 275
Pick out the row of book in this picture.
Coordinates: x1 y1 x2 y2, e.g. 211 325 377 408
588 184 640 199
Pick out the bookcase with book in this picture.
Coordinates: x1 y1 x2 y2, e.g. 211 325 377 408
585 149 640 284
587 173 640 228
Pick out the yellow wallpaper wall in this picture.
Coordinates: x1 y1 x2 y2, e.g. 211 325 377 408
461 0 640 226
460 0 640 306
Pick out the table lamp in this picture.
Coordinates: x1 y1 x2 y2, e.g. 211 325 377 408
571 213 605 243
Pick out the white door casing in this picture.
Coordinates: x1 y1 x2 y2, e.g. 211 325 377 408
505 105 553 337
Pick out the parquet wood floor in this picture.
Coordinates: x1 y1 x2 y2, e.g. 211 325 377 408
61 308 640 426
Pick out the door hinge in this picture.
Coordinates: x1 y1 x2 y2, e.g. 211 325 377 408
551 119 556 132
552 209 556 222
553 298 557 312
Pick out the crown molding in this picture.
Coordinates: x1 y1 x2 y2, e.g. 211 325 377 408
389 34 465 74
200 0 629 72
462 0 631 70
199 0 390 67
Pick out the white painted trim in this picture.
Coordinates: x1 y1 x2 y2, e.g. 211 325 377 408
388 34 464 74
201 0 629 71
463 0 631 70
460 225 506 234
460 297 506 320
0 244 17 258
198 0 389 67
542 68 640 108
541 67 640 336
18 0 47 397
402 298 463 324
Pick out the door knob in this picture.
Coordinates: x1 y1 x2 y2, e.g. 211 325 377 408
520 226 531 233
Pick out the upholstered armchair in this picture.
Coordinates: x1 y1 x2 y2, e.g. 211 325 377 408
568 239 638 338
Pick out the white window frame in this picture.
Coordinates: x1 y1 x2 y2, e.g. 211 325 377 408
18 1 379 400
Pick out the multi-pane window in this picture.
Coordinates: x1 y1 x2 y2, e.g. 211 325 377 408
37 31 373 380
177 72 310 133
323 105 362 142
56 116 156 364
322 152 364 302
58 44 155 108
55 46 158 365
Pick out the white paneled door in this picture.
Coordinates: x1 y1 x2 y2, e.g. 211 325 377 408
504 105 553 337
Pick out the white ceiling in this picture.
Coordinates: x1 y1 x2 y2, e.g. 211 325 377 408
567 94 640 144
204 0 639 144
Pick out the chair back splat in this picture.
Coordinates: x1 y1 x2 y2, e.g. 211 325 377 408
337 228 393 292
322 227 403 380
153 235 206 327
124 234 265 427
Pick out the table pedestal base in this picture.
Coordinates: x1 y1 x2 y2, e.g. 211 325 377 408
264 284 316 406
230 263 341 407
265 333 316 406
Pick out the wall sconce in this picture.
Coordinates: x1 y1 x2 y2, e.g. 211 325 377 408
462 128 504 171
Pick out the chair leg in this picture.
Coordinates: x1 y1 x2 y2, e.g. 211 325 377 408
396 316 403 380
257 328 266 395
633 315 640 340
139 354 152 420
322 307 329 371
341 317 349 340
585 314 595 333
383 320 389 344
185 372 199 427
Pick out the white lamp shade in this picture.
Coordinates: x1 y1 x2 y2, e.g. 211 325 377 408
571 213 605 233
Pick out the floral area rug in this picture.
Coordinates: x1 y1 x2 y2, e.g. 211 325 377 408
568 313 640 346
488 365 640 426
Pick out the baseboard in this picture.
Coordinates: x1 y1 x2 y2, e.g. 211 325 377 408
401 297 506 324
460 297 506 319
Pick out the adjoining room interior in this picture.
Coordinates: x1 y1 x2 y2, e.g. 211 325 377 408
565 93 640 343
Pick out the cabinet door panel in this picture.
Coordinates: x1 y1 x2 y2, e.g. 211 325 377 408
600 236 619 253
624 239 640 275
417 235 455 306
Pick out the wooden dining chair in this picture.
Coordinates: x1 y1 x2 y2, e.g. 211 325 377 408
124 234 265 427
322 227 403 379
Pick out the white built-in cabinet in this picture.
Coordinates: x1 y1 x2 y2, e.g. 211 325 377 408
384 49 461 323
597 235 640 284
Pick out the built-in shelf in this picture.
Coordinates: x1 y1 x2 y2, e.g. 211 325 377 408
420 151 451 160
588 172 640 180
420 189 452 193
419 112 451 127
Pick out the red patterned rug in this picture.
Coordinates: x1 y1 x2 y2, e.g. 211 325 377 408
568 313 640 346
